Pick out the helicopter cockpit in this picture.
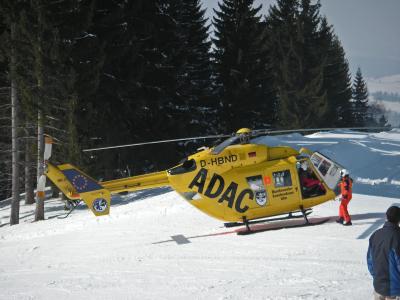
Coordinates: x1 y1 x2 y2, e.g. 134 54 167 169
297 151 344 198
296 160 326 198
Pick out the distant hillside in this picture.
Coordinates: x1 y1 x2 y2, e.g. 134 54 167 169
367 74 400 95
371 91 400 103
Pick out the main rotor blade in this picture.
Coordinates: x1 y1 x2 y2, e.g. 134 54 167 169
82 126 389 153
82 134 231 152
253 126 388 136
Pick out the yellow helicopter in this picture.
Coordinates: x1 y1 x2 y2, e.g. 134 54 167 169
42 128 347 232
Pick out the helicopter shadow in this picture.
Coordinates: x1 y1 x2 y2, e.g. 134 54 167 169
110 186 173 207
152 211 388 245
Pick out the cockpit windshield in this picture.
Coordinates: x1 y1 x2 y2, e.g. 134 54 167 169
211 136 241 155
310 152 344 194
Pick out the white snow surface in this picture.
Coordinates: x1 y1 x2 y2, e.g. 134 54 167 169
0 191 397 300
1 129 400 299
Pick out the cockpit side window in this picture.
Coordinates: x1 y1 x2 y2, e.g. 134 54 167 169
272 170 292 187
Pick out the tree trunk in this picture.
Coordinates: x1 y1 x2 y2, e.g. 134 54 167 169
35 110 45 221
10 22 20 226
25 134 35 205
34 3 46 221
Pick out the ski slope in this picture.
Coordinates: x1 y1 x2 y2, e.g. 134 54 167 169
1 129 400 299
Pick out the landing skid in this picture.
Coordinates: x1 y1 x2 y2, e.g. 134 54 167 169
57 200 82 219
236 217 330 235
224 209 313 228
229 206 328 235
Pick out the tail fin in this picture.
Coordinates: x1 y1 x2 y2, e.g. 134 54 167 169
46 163 111 216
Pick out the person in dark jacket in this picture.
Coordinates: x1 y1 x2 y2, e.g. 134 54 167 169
367 206 400 300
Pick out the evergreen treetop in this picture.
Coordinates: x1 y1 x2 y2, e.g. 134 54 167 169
352 67 369 126
213 0 276 132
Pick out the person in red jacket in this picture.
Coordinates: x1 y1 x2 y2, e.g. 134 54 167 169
336 169 353 226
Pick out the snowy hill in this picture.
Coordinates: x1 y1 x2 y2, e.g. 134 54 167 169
366 74 400 126
367 74 400 94
1 129 400 299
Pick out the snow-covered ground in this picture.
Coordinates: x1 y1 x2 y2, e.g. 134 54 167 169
1 129 400 299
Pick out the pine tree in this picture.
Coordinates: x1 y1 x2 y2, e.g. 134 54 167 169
318 17 352 127
0 2 11 201
352 67 369 126
378 114 388 127
0 1 26 224
12 0 64 220
45 0 102 167
82 0 185 176
265 0 328 128
164 0 213 135
213 0 276 132
0 0 102 218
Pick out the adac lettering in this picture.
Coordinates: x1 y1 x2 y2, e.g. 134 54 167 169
188 168 253 213
200 154 237 168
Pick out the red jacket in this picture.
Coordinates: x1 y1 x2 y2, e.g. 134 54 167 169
302 177 320 188
340 176 353 200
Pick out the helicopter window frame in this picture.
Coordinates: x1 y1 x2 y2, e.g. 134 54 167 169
272 170 293 188
318 160 332 177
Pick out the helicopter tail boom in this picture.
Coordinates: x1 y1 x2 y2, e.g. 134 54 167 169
45 162 171 216
101 171 169 193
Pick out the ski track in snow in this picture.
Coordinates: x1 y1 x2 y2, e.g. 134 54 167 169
1 129 400 299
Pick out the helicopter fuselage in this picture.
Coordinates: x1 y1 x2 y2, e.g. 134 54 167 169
166 143 337 222
46 141 341 222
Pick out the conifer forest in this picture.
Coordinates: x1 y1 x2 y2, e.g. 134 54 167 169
0 0 389 223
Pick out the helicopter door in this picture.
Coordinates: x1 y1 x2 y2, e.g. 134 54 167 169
268 167 299 210
310 152 343 195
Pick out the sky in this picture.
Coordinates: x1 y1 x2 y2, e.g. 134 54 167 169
203 0 400 78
